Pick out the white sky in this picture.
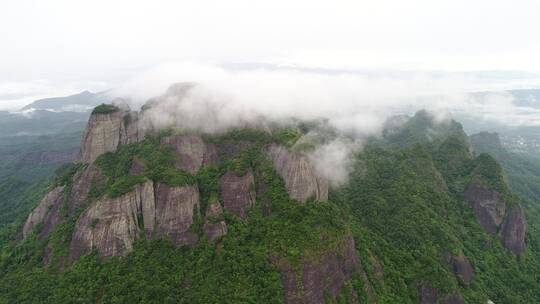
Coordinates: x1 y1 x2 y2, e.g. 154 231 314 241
1 0 540 109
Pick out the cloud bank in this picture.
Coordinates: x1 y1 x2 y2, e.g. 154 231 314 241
110 62 540 185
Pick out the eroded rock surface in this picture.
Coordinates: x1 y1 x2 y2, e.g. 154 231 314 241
442 292 465 304
464 182 506 235
122 111 140 144
501 205 526 256
219 170 256 218
420 283 438 304
267 144 328 203
79 111 124 164
146 183 200 246
451 252 473 285
67 164 105 214
277 235 361 304
70 181 154 260
203 201 227 241
23 186 65 238
161 135 206 173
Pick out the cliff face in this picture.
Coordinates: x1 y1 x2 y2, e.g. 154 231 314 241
219 170 256 218
463 182 507 235
275 235 365 304
451 252 474 285
79 108 140 164
160 135 217 173
148 183 199 246
70 181 154 260
501 205 526 256
203 201 227 241
267 144 328 203
79 110 124 164
464 180 526 256
23 186 65 238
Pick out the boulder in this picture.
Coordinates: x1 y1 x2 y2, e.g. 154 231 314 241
23 186 65 238
267 144 328 203
69 181 154 260
501 205 526 256
219 170 256 218
145 183 200 246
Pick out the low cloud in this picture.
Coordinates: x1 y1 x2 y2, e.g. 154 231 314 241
110 62 540 185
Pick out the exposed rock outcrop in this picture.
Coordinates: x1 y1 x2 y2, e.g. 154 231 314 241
276 235 362 304
145 183 200 246
122 111 140 144
419 285 464 304
464 182 506 235
442 292 465 304
219 170 256 218
267 144 328 203
464 180 526 255
79 110 124 164
203 201 227 241
420 283 438 304
501 205 526 256
23 186 65 238
70 181 154 260
66 164 105 214
160 135 211 173
450 252 473 285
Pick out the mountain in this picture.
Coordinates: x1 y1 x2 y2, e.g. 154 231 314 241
1 90 539 303
21 90 111 112
458 89 540 157
0 91 112 233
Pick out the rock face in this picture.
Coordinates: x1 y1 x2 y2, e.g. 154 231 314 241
70 181 154 260
67 164 105 214
464 182 506 235
160 135 208 173
451 252 473 285
464 181 526 255
420 283 438 304
146 183 200 246
23 186 65 238
203 201 227 241
79 110 125 164
277 235 361 304
122 111 140 144
267 144 328 203
219 170 256 218
419 285 464 304
442 292 465 304
501 206 526 256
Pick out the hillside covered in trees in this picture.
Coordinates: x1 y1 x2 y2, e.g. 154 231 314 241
0 92 539 303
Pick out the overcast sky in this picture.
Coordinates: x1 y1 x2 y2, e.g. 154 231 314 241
2 0 540 109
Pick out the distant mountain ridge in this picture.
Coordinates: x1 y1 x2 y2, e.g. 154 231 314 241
21 90 111 112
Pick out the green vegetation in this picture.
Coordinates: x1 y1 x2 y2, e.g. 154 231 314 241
0 128 353 303
3 113 540 303
94 138 197 199
91 103 119 114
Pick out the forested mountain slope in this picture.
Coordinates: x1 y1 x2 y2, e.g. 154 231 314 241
1 89 539 303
